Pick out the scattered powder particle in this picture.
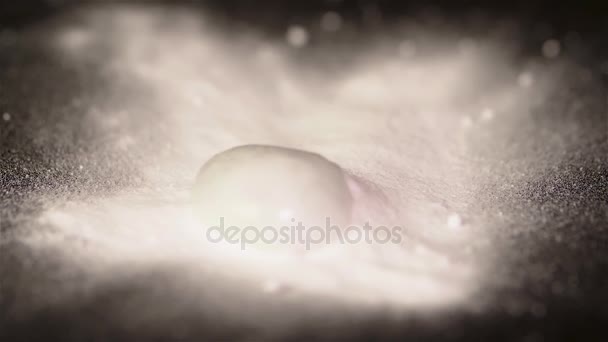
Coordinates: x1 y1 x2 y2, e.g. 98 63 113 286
286 26 309 48
262 280 285 294
447 213 463 230
542 39 561 59
480 108 495 121
517 72 534 88
320 12 343 32
461 115 474 128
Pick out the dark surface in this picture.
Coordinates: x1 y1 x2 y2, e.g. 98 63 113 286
0 1 607 341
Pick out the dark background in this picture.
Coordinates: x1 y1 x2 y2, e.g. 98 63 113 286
3 0 608 61
2 0 608 32
0 0 608 30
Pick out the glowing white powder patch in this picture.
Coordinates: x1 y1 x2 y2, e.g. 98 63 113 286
32 191 473 307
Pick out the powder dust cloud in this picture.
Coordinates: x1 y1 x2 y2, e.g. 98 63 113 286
2 3 605 339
